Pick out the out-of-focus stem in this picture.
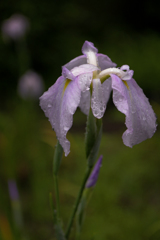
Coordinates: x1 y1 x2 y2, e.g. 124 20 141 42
65 166 92 239
54 174 60 220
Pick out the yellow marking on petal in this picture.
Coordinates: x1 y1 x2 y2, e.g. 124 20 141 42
63 78 71 95
123 80 130 90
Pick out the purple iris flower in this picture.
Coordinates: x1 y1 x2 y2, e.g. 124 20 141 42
40 41 156 156
86 155 103 188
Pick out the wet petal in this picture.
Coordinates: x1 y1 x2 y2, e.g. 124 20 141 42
64 55 87 70
71 64 99 77
40 76 81 156
111 74 157 147
62 66 75 80
102 77 112 105
39 76 65 121
77 72 92 92
79 90 90 115
97 54 117 70
91 78 106 119
71 64 99 92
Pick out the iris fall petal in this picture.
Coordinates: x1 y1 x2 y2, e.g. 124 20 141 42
111 74 157 147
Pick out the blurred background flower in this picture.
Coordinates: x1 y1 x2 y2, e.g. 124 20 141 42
18 70 44 100
1 14 29 41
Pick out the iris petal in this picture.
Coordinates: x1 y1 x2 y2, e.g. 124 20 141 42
111 74 157 147
91 78 106 119
64 55 87 70
79 90 90 115
97 54 117 70
40 76 81 156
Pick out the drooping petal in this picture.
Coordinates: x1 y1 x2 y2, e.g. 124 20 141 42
58 78 81 156
79 90 90 115
91 78 106 119
97 53 117 70
39 76 65 121
111 74 157 147
40 76 81 156
102 77 112 106
64 55 87 70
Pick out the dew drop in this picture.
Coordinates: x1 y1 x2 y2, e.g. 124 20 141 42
48 104 52 108
64 126 69 131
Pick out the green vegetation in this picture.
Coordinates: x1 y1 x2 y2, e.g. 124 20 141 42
0 99 160 240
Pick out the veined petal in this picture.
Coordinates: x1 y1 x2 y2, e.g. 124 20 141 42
91 78 106 119
77 72 92 92
82 41 98 55
79 90 90 115
62 66 75 80
97 54 117 70
39 76 65 120
71 64 99 92
40 76 81 156
111 74 157 147
102 77 112 105
71 64 99 77
64 55 87 70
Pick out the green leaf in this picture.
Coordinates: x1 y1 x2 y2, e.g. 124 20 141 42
54 223 66 240
76 196 87 239
49 193 66 240
53 140 63 175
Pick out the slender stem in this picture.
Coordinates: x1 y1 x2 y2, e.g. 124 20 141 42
54 174 60 220
65 166 92 239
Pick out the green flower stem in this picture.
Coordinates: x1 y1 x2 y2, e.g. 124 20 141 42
65 166 92 239
53 141 63 222
54 174 60 220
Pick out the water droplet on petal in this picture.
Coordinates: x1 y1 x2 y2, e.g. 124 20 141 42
48 104 52 108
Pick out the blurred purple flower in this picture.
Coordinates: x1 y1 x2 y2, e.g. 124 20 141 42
40 41 156 156
8 180 19 201
18 70 44 100
2 14 29 40
86 155 103 188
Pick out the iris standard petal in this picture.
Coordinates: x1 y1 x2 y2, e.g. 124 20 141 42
64 55 87 70
91 78 106 119
82 41 98 55
111 74 157 147
97 54 117 70
82 41 98 66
